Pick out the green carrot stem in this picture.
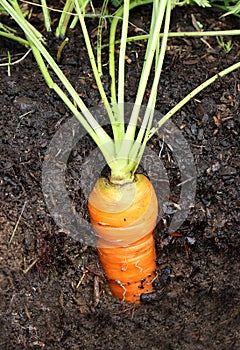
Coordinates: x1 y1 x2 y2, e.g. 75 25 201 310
108 0 153 105
121 0 168 155
55 0 74 38
0 30 30 46
102 29 240 49
40 0 51 32
127 0 171 171
134 0 172 169
1 0 114 147
148 61 240 138
96 0 109 76
117 0 130 140
11 0 46 44
73 0 120 146
31 44 116 162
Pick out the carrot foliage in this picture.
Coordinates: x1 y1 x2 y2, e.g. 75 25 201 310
0 0 239 183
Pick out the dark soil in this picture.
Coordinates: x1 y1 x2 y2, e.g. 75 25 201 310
0 4 240 350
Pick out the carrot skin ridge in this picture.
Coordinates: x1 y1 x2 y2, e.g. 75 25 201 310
88 174 158 304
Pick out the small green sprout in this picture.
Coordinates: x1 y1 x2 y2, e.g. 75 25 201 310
217 36 233 53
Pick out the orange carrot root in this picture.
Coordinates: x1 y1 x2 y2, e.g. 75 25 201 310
88 174 158 304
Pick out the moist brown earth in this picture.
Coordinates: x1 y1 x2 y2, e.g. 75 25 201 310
0 4 239 350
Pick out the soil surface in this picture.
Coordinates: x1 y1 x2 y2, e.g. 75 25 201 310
0 4 240 350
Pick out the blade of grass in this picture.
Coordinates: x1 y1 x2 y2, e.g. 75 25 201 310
0 49 31 67
7 50 11 76
8 200 27 246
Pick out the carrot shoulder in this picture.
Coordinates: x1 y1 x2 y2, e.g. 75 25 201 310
88 174 158 304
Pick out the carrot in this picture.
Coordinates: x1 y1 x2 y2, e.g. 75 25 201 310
88 173 158 304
